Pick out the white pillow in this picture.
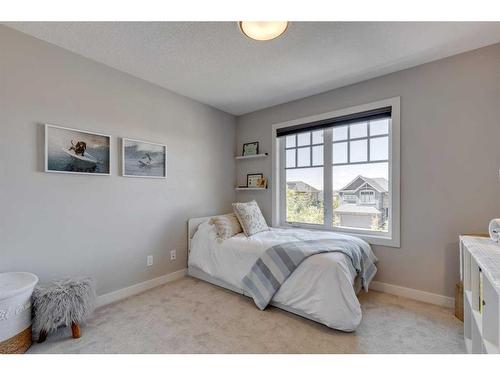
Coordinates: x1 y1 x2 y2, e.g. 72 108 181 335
232 200 269 237
209 213 243 240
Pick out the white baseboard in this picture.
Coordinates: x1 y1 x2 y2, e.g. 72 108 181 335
94 269 454 310
96 268 187 308
370 281 455 308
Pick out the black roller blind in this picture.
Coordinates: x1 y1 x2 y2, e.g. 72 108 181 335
276 106 392 137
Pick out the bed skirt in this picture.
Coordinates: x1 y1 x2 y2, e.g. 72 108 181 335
187 265 361 331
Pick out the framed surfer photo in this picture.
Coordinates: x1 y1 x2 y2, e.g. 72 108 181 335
122 138 167 179
44 124 111 175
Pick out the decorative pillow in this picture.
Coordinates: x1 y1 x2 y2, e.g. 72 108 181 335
232 200 269 237
209 214 243 240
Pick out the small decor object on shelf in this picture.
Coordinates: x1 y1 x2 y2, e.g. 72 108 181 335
247 173 263 188
122 138 167 179
45 124 111 175
32 277 96 343
256 177 267 188
242 141 259 156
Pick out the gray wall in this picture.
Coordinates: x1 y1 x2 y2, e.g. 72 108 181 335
0 26 236 295
236 43 500 298
2 24 499 300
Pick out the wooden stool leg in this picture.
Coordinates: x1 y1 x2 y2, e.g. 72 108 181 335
71 322 81 339
38 330 48 343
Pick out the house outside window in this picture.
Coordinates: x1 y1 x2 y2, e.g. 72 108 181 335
336 178 388 231
273 98 400 247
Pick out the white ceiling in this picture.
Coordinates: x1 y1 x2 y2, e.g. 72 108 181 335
6 22 500 115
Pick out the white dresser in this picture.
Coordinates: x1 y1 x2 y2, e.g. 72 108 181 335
460 236 500 354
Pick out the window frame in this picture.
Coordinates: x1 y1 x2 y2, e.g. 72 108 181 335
271 97 400 248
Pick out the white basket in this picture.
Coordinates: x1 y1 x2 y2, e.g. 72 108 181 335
0 272 39 342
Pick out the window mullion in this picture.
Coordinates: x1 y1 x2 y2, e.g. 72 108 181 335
346 125 351 163
323 128 333 227
309 132 313 167
294 134 298 167
367 120 371 162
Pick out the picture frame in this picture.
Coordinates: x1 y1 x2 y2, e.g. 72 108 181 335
44 124 111 176
122 138 167 179
256 177 267 189
242 141 259 156
247 173 263 188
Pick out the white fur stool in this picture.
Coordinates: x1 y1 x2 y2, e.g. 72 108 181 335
32 278 96 343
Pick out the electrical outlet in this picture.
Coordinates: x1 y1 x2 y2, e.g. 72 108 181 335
147 255 153 267
170 249 176 261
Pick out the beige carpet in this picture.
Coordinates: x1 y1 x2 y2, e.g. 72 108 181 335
28 276 465 354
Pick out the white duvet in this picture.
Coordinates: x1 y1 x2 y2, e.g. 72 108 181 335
188 222 377 331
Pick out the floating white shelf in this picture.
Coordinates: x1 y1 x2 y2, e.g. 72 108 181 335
235 187 267 191
235 153 268 160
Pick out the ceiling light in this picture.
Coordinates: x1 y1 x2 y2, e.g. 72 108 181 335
239 21 289 41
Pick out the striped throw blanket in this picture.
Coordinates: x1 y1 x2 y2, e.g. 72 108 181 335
242 238 376 310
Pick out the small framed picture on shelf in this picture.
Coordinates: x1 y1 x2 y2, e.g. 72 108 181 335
242 141 259 156
256 177 267 188
247 173 263 188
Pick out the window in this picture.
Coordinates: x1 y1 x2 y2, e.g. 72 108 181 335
343 194 357 203
284 131 324 224
332 120 389 232
273 98 400 247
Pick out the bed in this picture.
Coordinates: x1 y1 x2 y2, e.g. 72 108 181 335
187 215 378 331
